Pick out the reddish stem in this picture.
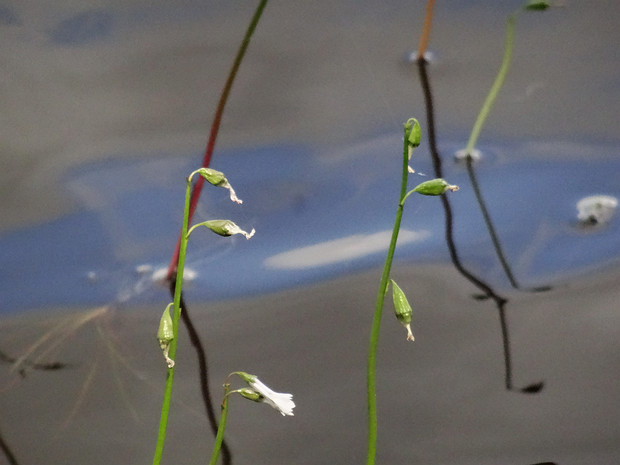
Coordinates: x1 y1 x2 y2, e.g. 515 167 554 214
166 0 269 280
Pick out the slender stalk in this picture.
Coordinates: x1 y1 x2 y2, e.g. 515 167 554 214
366 133 410 465
152 176 192 465
464 11 517 154
416 0 436 60
167 0 269 281
208 387 231 465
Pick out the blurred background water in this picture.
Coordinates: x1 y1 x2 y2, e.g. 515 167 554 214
0 1 618 464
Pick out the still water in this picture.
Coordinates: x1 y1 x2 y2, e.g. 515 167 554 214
1 1 618 464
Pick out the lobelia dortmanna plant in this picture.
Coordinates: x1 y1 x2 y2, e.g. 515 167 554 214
152 167 294 465
366 118 458 465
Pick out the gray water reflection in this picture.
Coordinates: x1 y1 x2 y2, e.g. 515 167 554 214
1 1 619 464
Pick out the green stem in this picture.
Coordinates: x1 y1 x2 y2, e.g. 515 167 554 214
465 9 519 155
208 387 231 465
366 132 410 465
152 175 192 465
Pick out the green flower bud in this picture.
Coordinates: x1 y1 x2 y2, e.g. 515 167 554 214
196 167 227 186
188 219 255 239
237 388 263 403
391 280 414 342
157 303 175 368
412 178 459 196
190 168 243 203
524 1 550 11
404 118 421 150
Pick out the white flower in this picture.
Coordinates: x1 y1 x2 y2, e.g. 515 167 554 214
249 378 295 416
236 372 295 416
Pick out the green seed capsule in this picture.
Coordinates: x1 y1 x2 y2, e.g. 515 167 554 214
412 178 459 196
391 280 415 342
197 168 227 187
158 303 174 345
238 388 263 403
158 303 175 368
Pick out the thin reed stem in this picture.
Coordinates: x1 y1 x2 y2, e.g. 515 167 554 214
208 387 231 465
416 0 436 60
152 176 192 465
465 11 517 154
366 131 410 465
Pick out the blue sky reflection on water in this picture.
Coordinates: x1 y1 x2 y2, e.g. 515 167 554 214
1 136 618 314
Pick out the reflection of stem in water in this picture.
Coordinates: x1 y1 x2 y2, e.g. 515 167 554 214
0 424 19 465
169 281 232 465
465 156 520 289
9 306 107 377
416 58 542 394
0 349 66 377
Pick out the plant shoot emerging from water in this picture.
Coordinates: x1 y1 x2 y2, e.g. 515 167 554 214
366 118 458 465
152 168 254 465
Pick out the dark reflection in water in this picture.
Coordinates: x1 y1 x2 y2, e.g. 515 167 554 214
169 280 232 465
0 347 67 377
0 423 19 465
416 57 544 393
1 2 619 464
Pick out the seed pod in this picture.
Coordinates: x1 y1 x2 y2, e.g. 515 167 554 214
158 303 174 345
190 219 255 239
158 303 175 368
390 279 415 342
412 178 459 196
197 168 227 187
238 388 263 403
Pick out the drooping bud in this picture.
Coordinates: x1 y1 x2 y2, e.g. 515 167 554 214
193 168 243 204
157 303 175 368
187 219 255 239
412 178 459 196
404 118 421 161
405 118 421 149
390 279 414 342
196 167 227 186
237 388 263 403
